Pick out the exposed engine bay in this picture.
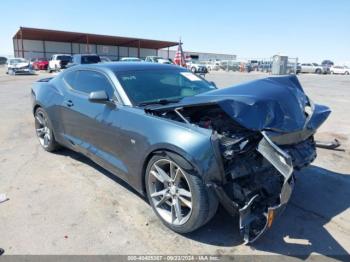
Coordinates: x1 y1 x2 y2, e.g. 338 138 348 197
148 104 317 243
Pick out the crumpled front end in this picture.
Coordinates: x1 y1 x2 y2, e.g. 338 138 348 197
146 75 331 243
210 101 329 243
211 129 319 243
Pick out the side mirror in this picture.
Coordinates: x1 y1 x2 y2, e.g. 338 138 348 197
89 90 110 103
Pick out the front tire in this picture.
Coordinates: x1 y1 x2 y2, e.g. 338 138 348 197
34 108 60 152
315 68 322 74
145 153 218 234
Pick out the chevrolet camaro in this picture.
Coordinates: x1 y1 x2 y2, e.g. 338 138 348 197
31 63 330 243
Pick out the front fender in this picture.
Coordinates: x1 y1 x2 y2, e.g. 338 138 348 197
142 135 224 185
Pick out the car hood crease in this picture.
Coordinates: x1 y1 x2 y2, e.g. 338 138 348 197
149 75 328 133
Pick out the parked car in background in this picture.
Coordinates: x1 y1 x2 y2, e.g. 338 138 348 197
220 61 240 72
330 65 350 75
0 56 7 65
286 63 301 74
186 60 208 74
258 62 272 73
6 58 35 75
48 54 72 73
144 56 172 64
248 60 259 71
100 56 112 63
206 61 220 71
67 54 101 68
157 58 173 64
300 63 324 74
244 63 252 73
321 60 334 74
31 58 49 70
120 57 143 62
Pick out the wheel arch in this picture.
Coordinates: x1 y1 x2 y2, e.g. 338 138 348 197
140 147 201 196
33 103 42 115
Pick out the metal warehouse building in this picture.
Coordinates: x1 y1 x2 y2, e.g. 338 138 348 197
158 49 236 61
13 27 178 60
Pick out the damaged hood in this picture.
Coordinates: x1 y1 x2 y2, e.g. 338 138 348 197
151 75 330 133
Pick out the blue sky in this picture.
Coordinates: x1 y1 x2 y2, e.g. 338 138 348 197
0 0 349 63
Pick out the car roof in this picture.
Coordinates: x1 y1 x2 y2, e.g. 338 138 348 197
73 54 99 57
72 62 184 72
8 57 26 61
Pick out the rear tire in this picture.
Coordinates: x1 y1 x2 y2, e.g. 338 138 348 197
345 71 349 75
145 153 218 234
34 108 60 152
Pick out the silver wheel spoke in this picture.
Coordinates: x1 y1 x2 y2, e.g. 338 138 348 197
46 131 51 140
178 188 191 198
179 196 192 209
36 128 45 136
153 164 171 183
170 161 176 179
174 168 185 186
44 134 49 146
174 198 183 222
35 115 44 125
151 188 168 198
155 194 170 207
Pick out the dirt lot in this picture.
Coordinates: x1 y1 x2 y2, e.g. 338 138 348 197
0 67 349 259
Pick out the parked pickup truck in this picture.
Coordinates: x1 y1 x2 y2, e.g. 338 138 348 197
48 54 72 72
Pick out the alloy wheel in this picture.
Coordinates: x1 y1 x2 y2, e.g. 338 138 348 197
35 111 51 148
148 159 192 226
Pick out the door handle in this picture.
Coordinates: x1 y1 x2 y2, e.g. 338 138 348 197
65 100 74 107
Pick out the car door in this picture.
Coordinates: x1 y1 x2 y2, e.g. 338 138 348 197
305 63 312 73
60 69 128 176
338 67 344 74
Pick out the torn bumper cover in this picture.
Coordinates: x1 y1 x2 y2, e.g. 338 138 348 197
239 133 295 243
212 133 300 244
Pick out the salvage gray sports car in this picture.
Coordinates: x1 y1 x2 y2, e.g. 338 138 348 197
31 63 330 243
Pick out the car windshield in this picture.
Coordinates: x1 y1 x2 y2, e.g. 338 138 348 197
9 58 27 64
115 69 216 106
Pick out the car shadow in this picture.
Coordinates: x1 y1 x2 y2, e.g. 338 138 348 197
53 148 146 201
53 149 350 258
187 165 350 259
251 166 350 259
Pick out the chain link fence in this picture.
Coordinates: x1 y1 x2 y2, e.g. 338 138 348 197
202 57 299 75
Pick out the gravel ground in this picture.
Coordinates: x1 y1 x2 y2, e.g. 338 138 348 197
0 67 349 259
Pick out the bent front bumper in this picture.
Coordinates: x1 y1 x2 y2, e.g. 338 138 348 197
238 176 294 243
212 132 299 244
